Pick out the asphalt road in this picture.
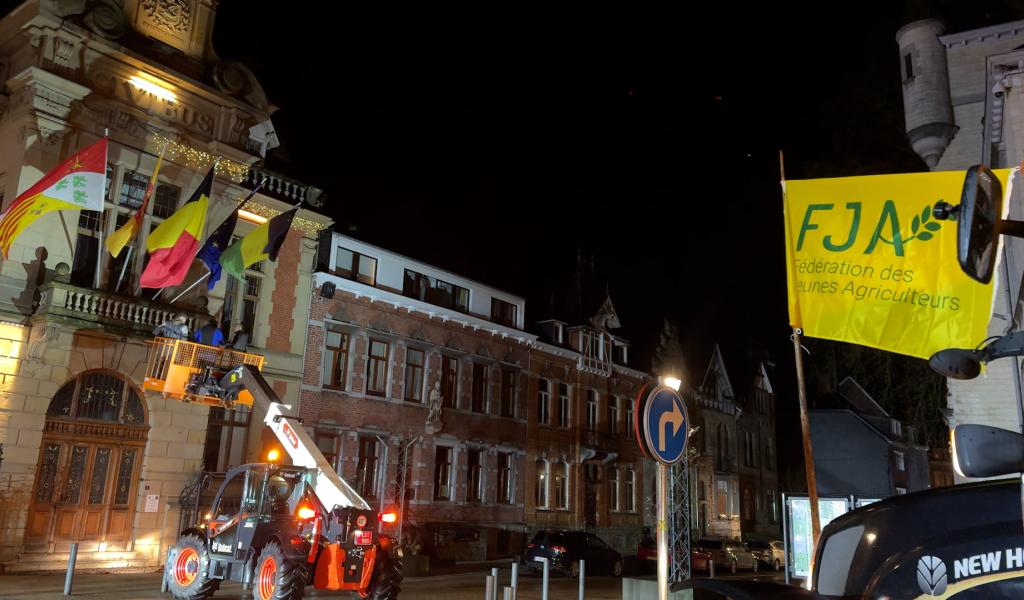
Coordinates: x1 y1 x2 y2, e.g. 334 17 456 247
0 566 786 600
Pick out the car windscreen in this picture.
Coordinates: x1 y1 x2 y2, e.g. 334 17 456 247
530 531 565 545
698 540 722 550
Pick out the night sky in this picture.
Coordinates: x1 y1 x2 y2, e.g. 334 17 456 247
212 1 1024 454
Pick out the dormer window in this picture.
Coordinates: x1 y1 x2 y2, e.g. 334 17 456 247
403 269 469 313
491 298 517 328
334 246 377 286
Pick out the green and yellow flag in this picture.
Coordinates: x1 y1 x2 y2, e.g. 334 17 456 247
220 207 298 280
783 170 1009 359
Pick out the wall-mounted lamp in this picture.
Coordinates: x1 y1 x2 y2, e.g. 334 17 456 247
238 209 268 224
128 75 177 103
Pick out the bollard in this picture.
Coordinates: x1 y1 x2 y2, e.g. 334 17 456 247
503 586 513 600
541 556 550 600
510 560 519 600
485 575 495 600
578 559 585 600
64 542 79 596
491 567 500 600
709 559 715 579
160 546 173 593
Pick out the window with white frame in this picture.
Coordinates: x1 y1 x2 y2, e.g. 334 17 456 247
625 468 636 511
608 396 620 435
624 401 634 439
498 452 514 504
467 449 483 503
323 330 350 389
586 390 598 431
223 272 262 341
555 462 569 509
356 437 379 499
894 450 905 472
558 383 570 428
608 467 620 512
535 459 548 508
366 339 389 397
434 446 453 501
404 347 424 402
537 379 550 426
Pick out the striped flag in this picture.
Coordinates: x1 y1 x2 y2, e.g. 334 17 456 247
105 149 164 257
0 137 108 258
220 207 298 281
139 167 212 289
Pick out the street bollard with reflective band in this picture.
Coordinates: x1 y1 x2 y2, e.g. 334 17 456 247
485 575 495 600
503 586 513 600
64 542 78 596
578 559 585 600
510 560 518 600
709 559 715 579
541 556 550 600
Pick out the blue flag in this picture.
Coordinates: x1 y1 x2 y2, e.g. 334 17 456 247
197 208 239 290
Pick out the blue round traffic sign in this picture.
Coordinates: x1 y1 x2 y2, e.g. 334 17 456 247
636 385 688 464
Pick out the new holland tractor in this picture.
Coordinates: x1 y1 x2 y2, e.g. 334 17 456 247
163 363 402 600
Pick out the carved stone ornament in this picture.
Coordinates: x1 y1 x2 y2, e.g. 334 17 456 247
85 0 128 39
212 61 248 95
142 0 192 34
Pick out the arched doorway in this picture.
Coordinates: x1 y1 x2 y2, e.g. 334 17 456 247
26 370 148 552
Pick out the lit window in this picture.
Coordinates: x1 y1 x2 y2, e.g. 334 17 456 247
537 379 550 426
535 459 548 508
334 246 377 286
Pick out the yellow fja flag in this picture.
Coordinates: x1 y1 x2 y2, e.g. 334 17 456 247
783 170 1009 359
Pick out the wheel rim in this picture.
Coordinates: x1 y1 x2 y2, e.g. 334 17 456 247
614 561 622 576
571 561 579 577
258 555 277 600
173 547 199 587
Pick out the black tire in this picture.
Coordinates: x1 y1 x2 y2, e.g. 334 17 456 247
567 560 581 578
166 533 220 600
612 559 623 577
361 536 403 600
253 541 307 600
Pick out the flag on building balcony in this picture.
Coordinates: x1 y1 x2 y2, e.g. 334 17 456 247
220 206 298 281
0 137 108 258
105 148 164 258
195 179 267 291
139 167 212 288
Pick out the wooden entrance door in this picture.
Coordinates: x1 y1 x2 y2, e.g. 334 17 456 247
26 370 148 553
26 440 142 550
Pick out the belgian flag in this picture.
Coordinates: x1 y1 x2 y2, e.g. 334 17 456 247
220 207 297 281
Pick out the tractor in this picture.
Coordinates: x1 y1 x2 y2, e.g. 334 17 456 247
163 363 402 600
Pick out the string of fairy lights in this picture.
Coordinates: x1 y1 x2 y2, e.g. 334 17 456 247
151 133 250 183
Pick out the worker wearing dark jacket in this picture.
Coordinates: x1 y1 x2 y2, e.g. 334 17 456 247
195 319 224 346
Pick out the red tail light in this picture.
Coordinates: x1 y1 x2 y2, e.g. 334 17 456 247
379 511 398 524
527 543 535 549
551 545 567 554
296 505 316 520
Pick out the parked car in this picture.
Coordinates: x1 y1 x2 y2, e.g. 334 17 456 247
637 536 711 573
695 539 758 573
523 530 624 577
745 540 785 571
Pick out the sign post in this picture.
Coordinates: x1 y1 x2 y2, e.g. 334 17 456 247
634 384 689 600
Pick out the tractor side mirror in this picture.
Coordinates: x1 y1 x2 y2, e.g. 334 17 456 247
952 424 1024 477
957 165 1003 284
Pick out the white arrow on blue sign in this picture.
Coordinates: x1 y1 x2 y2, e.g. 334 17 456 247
638 385 689 464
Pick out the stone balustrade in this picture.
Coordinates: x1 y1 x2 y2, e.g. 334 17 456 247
38 281 207 335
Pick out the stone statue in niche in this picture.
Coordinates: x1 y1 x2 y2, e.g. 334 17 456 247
425 380 442 434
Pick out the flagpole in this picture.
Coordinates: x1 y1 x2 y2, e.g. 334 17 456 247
115 245 134 293
58 212 75 259
780 149 822 549
168 272 210 304
94 213 105 289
